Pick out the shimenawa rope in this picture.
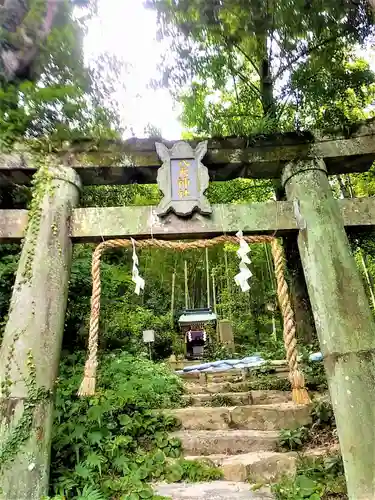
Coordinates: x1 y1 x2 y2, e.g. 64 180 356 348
271 239 310 405
78 235 310 405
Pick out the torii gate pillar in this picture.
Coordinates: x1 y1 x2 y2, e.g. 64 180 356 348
0 166 81 499
282 158 375 500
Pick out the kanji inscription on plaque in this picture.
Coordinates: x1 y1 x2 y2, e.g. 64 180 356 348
155 140 211 217
171 158 198 201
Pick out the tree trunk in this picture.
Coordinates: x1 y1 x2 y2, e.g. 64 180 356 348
0 0 60 83
258 36 317 346
282 232 317 344
273 180 317 344
260 57 274 117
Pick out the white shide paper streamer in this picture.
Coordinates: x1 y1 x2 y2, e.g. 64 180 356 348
131 238 145 295
234 230 252 292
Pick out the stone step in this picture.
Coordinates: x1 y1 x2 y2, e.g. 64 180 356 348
169 403 311 431
185 381 250 394
206 371 246 383
172 429 279 455
181 370 246 384
187 451 297 483
183 392 251 406
155 481 273 500
251 390 292 405
182 390 291 407
186 446 337 484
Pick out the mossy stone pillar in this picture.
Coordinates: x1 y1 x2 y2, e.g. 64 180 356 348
282 158 375 500
0 166 81 500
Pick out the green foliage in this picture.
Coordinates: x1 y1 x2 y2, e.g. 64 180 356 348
310 400 335 429
0 350 53 472
303 361 328 392
278 427 309 451
148 0 375 136
61 238 286 362
0 0 124 152
203 341 238 361
207 394 235 407
279 399 336 452
243 363 293 391
272 455 347 499
298 347 328 391
178 459 223 482
0 245 19 323
50 352 220 498
246 376 291 392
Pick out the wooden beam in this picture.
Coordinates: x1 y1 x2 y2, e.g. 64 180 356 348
1 120 375 185
2 197 375 243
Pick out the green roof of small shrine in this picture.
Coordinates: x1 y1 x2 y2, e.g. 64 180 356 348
178 311 217 324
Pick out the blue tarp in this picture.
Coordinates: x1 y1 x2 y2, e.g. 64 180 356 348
175 352 323 375
309 352 323 361
175 355 266 374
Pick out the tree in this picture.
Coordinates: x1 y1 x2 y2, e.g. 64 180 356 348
0 0 92 83
147 0 373 130
0 0 126 209
146 0 375 344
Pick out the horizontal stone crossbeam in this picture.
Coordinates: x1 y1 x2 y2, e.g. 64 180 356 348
1 197 375 243
1 119 375 185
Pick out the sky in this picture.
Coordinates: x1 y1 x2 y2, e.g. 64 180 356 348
84 0 183 140
83 0 375 141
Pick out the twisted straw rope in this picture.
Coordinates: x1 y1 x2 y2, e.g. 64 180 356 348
78 235 310 404
271 239 310 404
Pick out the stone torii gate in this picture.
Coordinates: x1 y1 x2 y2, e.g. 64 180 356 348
1 121 375 499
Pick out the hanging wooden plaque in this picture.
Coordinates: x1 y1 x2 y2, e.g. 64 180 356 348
155 140 212 217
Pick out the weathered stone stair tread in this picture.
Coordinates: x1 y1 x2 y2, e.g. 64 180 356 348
181 368 244 379
185 381 249 394
172 429 279 455
183 392 251 405
182 390 291 406
155 481 273 499
187 451 297 483
169 402 311 431
251 390 291 404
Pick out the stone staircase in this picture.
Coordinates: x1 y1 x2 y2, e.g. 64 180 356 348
156 368 312 499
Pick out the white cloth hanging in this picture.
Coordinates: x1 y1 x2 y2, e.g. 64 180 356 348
234 230 252 292
131 238 145 295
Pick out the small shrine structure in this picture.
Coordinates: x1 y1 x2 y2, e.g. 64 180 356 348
178 308 217 359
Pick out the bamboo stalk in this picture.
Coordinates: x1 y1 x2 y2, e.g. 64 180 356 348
184 260 188 309
212 271 217 315
171 272 176 326
359 250 375 310
206 247 211 309
224 249 232 319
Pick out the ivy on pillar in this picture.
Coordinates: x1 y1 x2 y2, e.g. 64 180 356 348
282 158 375 500
0 164 81 499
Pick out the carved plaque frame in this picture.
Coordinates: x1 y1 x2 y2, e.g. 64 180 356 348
155 140 212 217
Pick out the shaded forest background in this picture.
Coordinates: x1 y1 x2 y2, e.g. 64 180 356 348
1 0 375 362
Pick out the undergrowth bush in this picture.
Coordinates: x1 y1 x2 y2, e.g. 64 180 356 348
50 351 220 499
278 427 309 451
272 454 347 499
206 394 235 406
278 399 337 452
303 361 328 392
247 375 291 392
203 341 239 361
